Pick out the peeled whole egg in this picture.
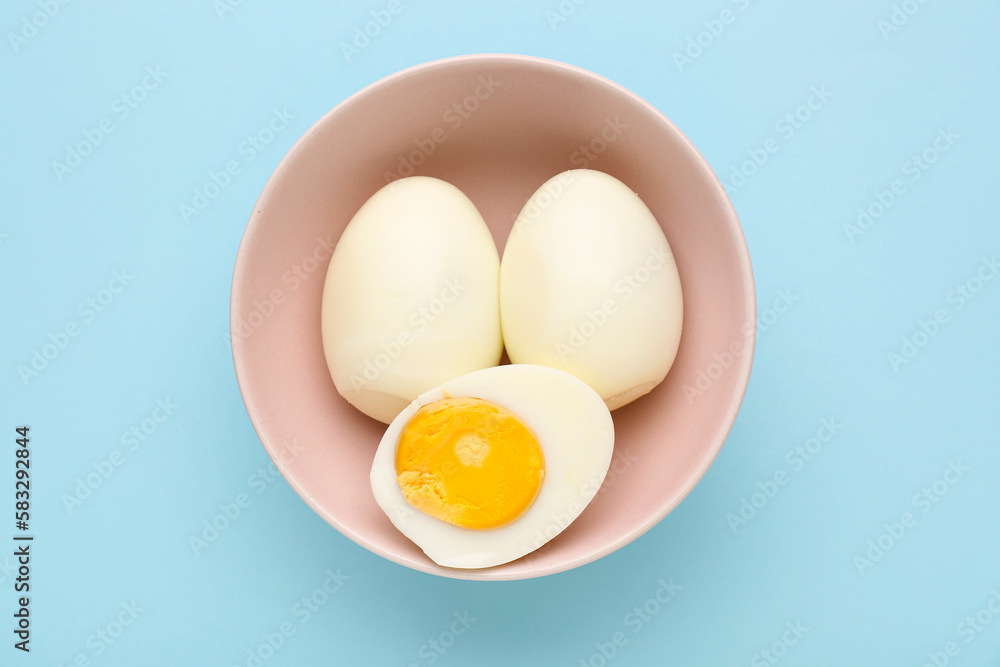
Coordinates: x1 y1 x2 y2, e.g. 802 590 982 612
499 169 683 410
370 363 615 569
321 176 502 423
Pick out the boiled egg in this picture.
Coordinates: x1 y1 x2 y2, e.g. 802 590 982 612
499 169 683 410
321 177 502 423
370 363 614 569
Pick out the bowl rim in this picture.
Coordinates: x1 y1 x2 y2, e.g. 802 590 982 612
230 52 756 581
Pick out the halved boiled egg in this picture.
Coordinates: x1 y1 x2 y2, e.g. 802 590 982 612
370 364 615 569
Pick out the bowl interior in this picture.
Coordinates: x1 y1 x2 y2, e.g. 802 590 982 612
231 54 754 580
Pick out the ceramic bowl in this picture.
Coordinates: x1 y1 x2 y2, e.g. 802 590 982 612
230 54 755 580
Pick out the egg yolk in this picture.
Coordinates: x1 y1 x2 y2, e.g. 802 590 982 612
395 397 544 530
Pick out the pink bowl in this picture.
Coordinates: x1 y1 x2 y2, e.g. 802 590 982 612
231 54 755 580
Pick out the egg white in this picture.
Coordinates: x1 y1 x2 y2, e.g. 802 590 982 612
370 364 615 569
321 176 502 424
500 169 683 410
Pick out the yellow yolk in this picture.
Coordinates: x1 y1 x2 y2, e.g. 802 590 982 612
395 397 544 530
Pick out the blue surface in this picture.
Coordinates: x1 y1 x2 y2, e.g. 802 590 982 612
2 1 999 665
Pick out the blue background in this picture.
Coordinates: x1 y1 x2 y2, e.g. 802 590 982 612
2 0 999 665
